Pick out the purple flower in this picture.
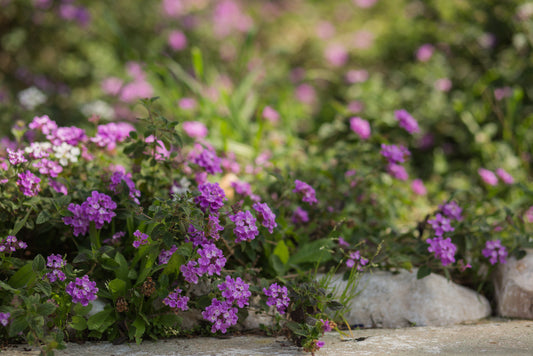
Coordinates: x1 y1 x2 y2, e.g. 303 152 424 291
33 158 63 177
109 170 141 204
45 269 66 283
168 30 187 51
133 230 149 248
218 275 251 308
189 145 223 175
0 312 10 327
428 213 454 236
182 121 208 139
291 206 309 224
293 180 318 205
47 254 65 269
202 298 238 333
262 106 280 123
426 236 457 266
28 115 57 135
179 98 197 111
349 117 371 140
496 168 514 185
186 224 209 247
482 240 507 265
387 163 409 180
263 283 290 314
163 287 189 311
230 211 259 243
180 260 200 284
0 235 27 253
416 44 434 62
17 170 41 197
7 148 27 165
49 179 68 195
91 122 134 151
478 168 498 186
158 245 178 265
320 319 333 332
253 202 277 233
346 250 368 271
47 126 86 146
439 201 463 221
195 182 227 213
411 179 427 195
394 110 419 134
197 243 226 276
63 203 90 236
207 214 224 240
84 191 117 229
66 275 99 306
324 43 348 67
380 144 410 164
315 340 325 349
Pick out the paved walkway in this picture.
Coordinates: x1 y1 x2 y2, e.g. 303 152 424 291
3 319 533 355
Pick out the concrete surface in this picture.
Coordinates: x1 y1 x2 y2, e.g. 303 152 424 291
3 318 532 355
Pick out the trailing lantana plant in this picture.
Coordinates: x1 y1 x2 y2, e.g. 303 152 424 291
0 99 359 355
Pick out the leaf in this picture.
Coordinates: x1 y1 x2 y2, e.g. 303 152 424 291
32 254 46 273
108 278 127 298
70 316 87 331
73 303 93 316
273 240 289 265
161 252 183 276
417 266 432 279
132 317 146 344
157 314 181 328
8 263 36 288
0 280 20 294
8 315 28 337
289 238 334 266
191 47 203 80
87 309 115 333
176 242 193 257
326 301 344 311
34 281 52 296
11 208 32 236
114 252 129 281
37 302 56 316
36 210 51 225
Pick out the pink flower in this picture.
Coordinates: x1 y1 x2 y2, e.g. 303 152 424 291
346 69 368 84
354 0 378 8
179 97 197 110
101 77 123 96
324 44 348 67
478 168 498 186
349 117 371 140
496 168 514 184
353 30 374 49
168 30 187 51
387 163 408 181
494 87 513 101
434 78 452 92
348 100 364 113
525 206 533 223
262 106 280 123
162 0 183 17
295 84 316 105
182 121 208 139
316 21 335 39
411 179 427 195
416 44 434 62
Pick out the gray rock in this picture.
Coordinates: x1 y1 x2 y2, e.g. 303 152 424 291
323 269 491 328
494 248 533 319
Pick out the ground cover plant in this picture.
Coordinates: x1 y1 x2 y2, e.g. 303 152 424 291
1 0 533 355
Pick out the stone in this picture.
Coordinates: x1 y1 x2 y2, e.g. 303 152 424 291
494 248 533 319
323 269 491 328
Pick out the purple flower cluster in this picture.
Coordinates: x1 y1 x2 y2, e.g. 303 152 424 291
202 298 238 333
0 235 27 253
478 168 498 186
231 180 252 196
189 145 222 175
293 179 318 205
439 201 463 221
48 126 86 146
180 260 200 284
380 144 410 164
394 109 420 134
132 230 149 248
109 170 141 204
218 275 251 308
163 287 189 311
66 275 99 306
0 312 10 327
263 283 290 314
428 213 454 236
387 163 409 181
63 191 117 236
7 148 27 165
426 236 457 266
45 254 66 283
195 182 226 213
207 214 224 240
197 243 227 276
158 245 178 265
33 158 63 177
349 117 371 140
320 319 333 332
186 224 208 247
17 170 41 197
346 250 369 271
230 211 259 243
29 115 57 135
482 240 508 265
253 202 277 233
291 206 309 224
91 122 134 151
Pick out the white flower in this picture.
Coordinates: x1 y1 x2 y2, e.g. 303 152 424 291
18 87 47 110
25 142 52 159
53 142 81 166
81 100 115 120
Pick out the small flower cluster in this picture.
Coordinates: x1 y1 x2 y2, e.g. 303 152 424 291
163 287 189 311
180 243 227 284
109 170 141 204
0 312 10 327
0 235 27 253
189 144 222 175
482 240 508 265
291 206 309 224
63 191 117 236
45 254 66 283
66 275 99 307
439 201 463 221
7 148 27 165
426 236 457 266
17 170 41 197
380 144 411 181
195 182 226 213
394 109 420 134
346 250 369 271
206 214 224 240
158 245 178 265
186 224 209 247
263 283 290 314
478 168 514 186
132 230 149 248
201 298 238 333
253 202 277 233
91 122 134 151
428 213 454 236
230 210 259 243
293 179 318 205
350 117 371 140
218 275 251 308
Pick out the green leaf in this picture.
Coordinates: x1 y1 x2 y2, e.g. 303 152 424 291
70 316 87 331
114 252 129 281
37 302 56 317
8 315 28 337
417 266 432 279
8 263 36 288
11 208 32 235
36 210 51 225
273 240 289 265
191 47 203 80
176 242 193 257
32 254 46 273
288 238 334 266
73 303 93 316
157 314 181 328
161 252 183 276
132 317 146 344
87 309 115 333
0 280 20 294
327 301 344 311
108 278 127 298
34 281 52 296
